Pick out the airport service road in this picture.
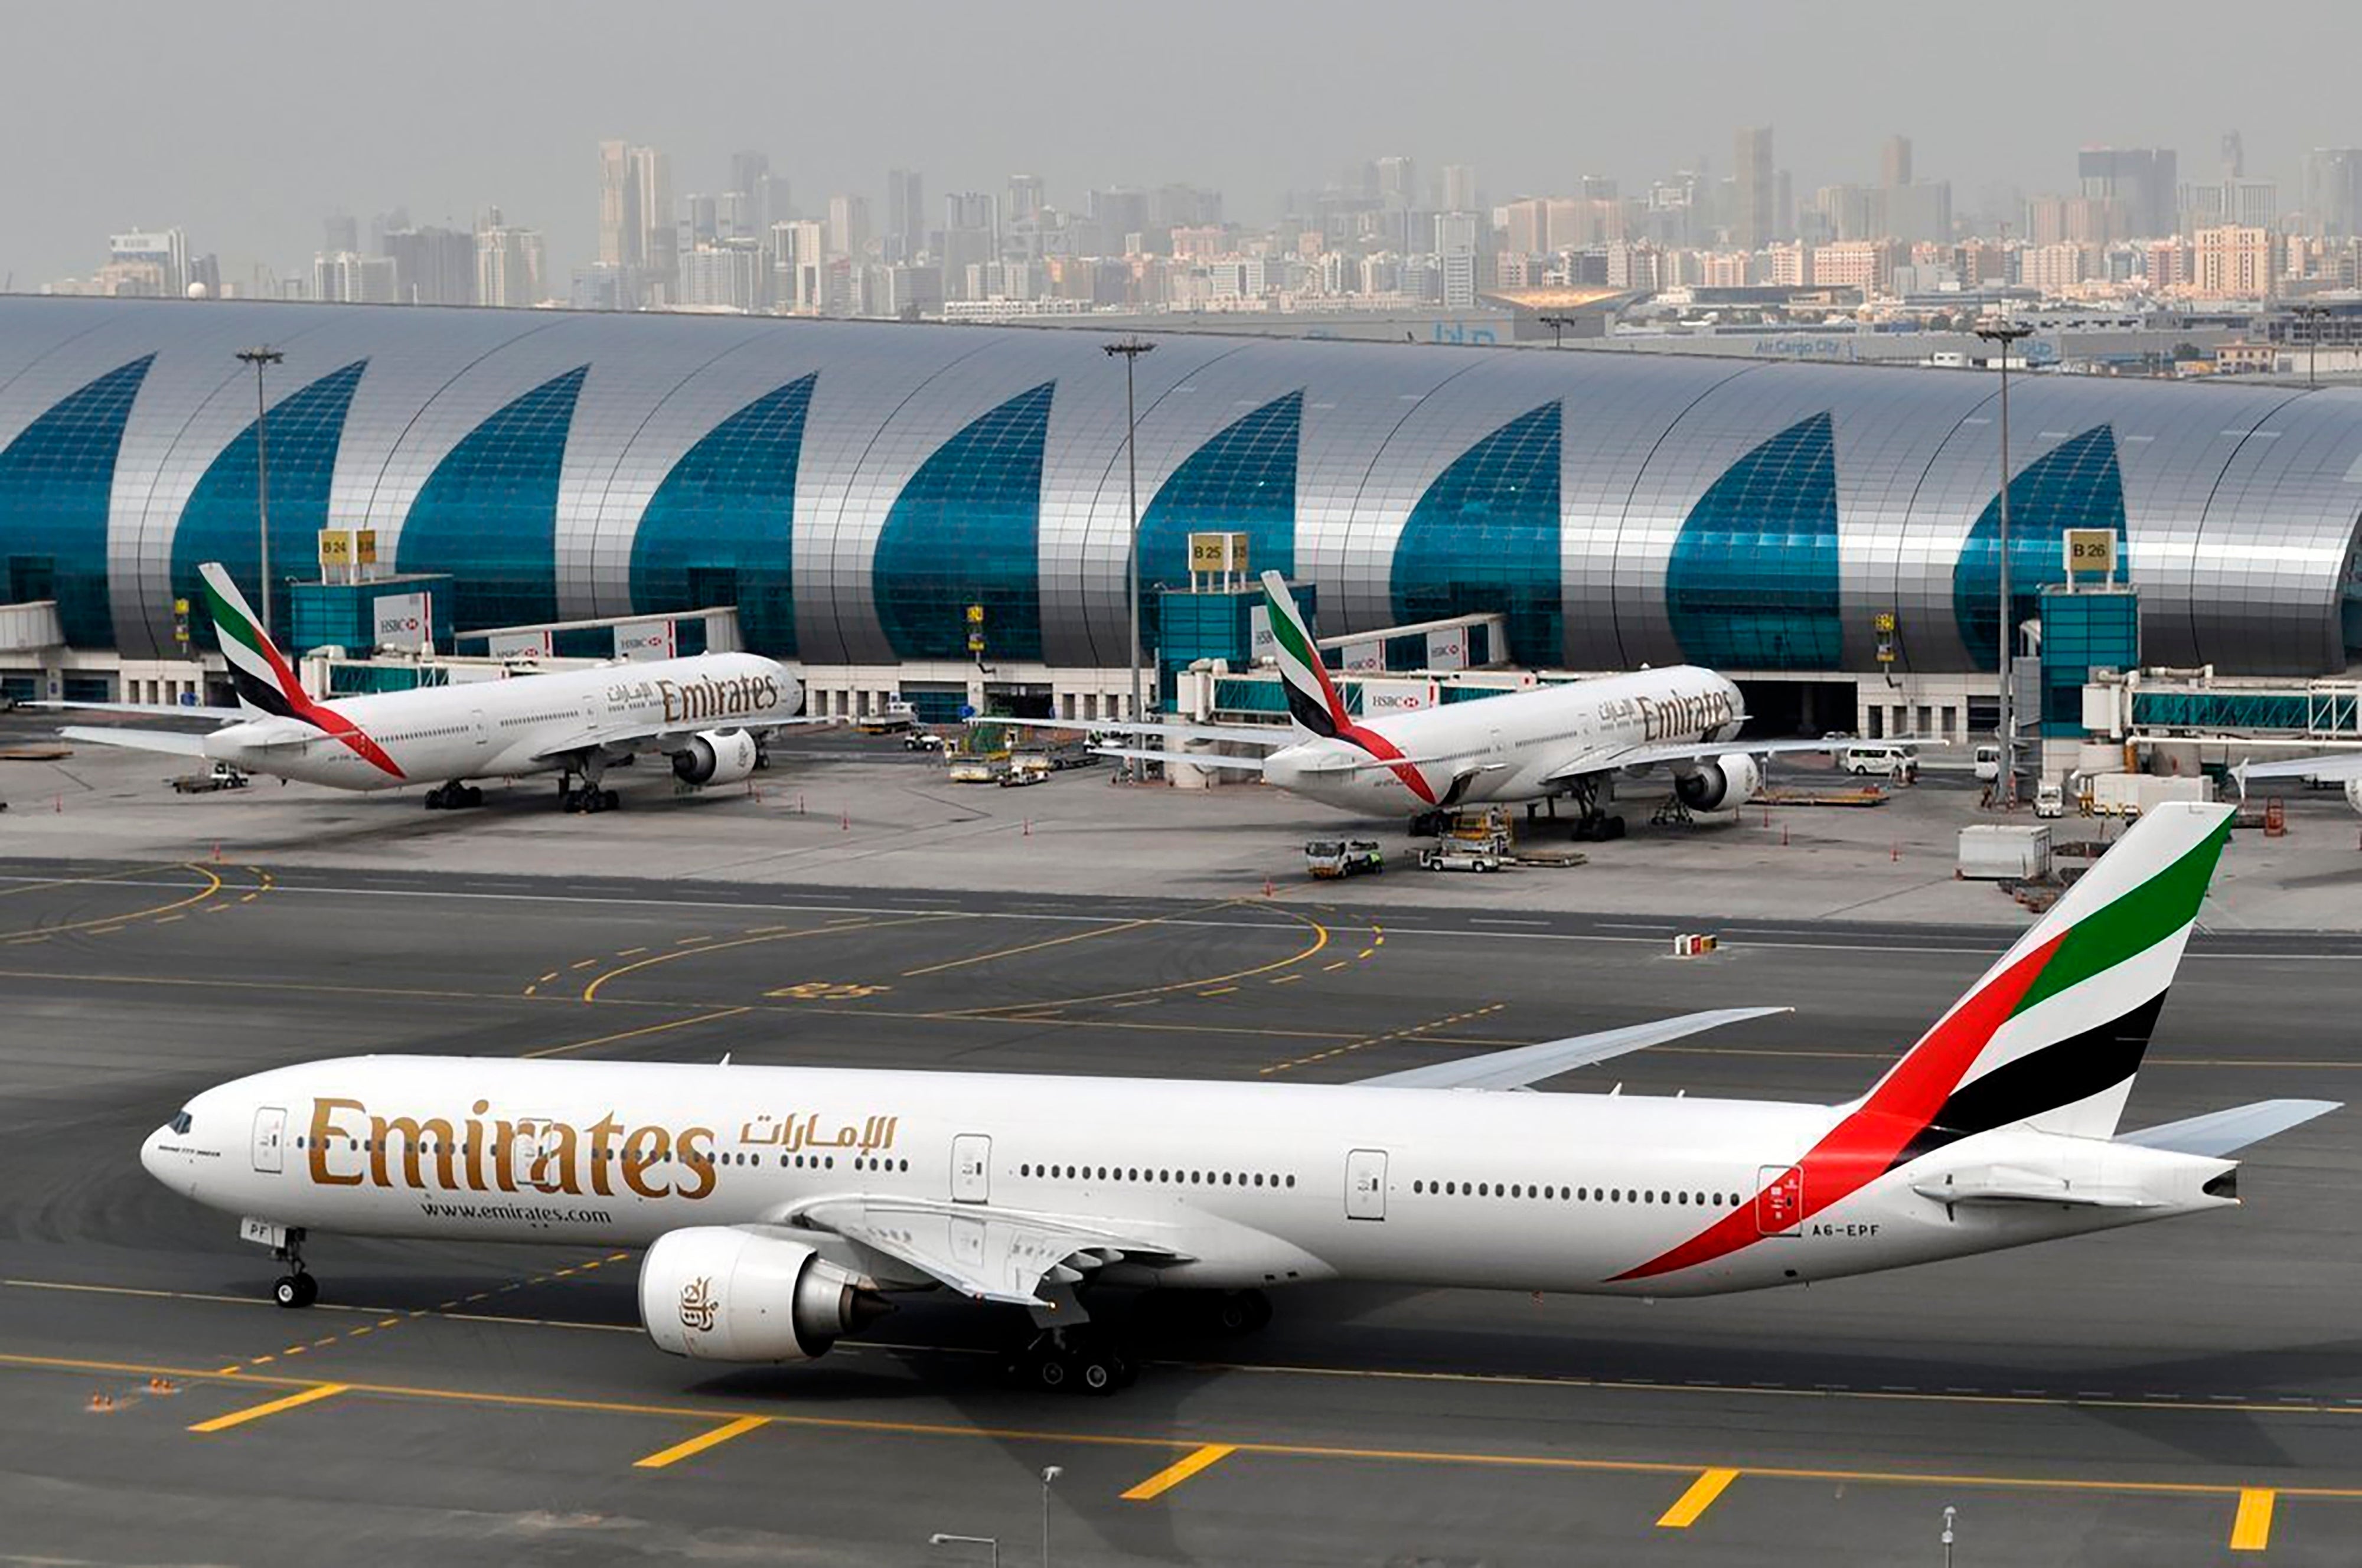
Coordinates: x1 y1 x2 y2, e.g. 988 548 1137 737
0 862 2356 1566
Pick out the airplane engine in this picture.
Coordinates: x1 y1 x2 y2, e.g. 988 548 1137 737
640 1227 886 1362
2347 777 2362 816
670 729 759 787
1673 754 1762 812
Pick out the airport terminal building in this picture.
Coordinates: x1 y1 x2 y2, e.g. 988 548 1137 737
2 296 2358 734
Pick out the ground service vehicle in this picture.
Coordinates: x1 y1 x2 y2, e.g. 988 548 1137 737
1305 839 1385 877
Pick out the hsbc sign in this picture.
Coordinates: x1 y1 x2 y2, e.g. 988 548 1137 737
373 591 432 652
615 619 678 662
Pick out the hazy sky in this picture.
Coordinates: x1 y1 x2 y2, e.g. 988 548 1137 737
8 0 2362 287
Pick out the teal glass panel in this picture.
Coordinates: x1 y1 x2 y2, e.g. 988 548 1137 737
629 374 815 658
1389 401 1561 666
1953 424 2126 672
0 355 154 646
875 381 1053 661
1137 390 1300 649
396 367 588 629
1666 411 1840 670
173 360 367 649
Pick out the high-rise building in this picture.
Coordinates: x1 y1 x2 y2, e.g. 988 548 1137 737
1434 210 1479 308
323 213 360 255
2077 146 2177 237
314 251 397 304
677 241 765 311
475 210 544 308
1375 155 1417 206
828 194 870 259
596 141 674 292
380 226 477 305
1006 174 1046 226
1440 163 1478 213
1733 126 1774 250
1881 135 1912 191
107 229 188 297
2303 149 2362 238
2221 130 2245 180
730 151 771 202
2193 225 2275 297
886 168 925 263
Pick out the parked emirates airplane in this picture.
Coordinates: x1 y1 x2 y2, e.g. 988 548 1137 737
1091 573 1850 837
58 564 809 812
142 802 2331 1394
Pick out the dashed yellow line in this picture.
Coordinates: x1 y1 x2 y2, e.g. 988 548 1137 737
520 1008 752 1060
902 901 1235 978
187 1381 347 1434
0 863 223 940
1122 1442 1237 1500
1262 1004 1508 1077
1656 1467 1739 1527
581 913 960 1003
2233 1488 2276 1551
633 1415 772 1469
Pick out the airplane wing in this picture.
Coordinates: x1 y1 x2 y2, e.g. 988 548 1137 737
792 1194 1191 1306
1541 737 1838 783
983 717 1288 749
527 719 818 765
58 725 214 758
2116 1099 2340 1157
31 700 247 721
1355 1006 1792 1090
1091 745 1267 772
2235 753 2362 788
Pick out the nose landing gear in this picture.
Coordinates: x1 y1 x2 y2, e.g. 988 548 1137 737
268 1229 318 1309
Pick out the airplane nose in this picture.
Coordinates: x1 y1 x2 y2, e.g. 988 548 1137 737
138 1126 164 1181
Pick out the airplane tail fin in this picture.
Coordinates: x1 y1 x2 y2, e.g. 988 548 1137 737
1260 570 1349 743
200 562 309 719
1857 801 2234 1157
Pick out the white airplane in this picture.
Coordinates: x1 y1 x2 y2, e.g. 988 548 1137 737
57 563 809 813
142 802 2332 1394
2234 749 2362 816
1089 572 1852 837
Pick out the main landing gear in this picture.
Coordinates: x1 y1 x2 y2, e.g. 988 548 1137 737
1011 1327 1136 1396
424 782 484 810
1561 778 1626 842
270 1229 318 1309
557 756 619 814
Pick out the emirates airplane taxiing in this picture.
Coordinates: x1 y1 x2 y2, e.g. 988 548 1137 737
57 563 810 813
1091 571 1852 837
141 801 2331 1394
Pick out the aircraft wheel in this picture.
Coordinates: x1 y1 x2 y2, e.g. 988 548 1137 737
1032 1350 1069 1393
272 1273 316 1309
1073 1351 1118 1396
601 789 619 812
462 786 484 808
1604 815 1627 840
1210 1289 1270 1335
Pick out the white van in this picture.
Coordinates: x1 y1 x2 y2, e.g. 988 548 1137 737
1842 742 1918 779
1973 743 2001 782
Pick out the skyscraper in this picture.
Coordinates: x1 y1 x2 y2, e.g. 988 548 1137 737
598 140 639 268
1440 163 1478 213
886 169 925 263
2304 149 2362 237
827 194 870 259
1733 126 1774 250
1006 174 1046 226
2221 131 2245 180
476 210 544 308
107 229 188 296
1881 134 1912 191
2077 146 2177 238
596 141 674 292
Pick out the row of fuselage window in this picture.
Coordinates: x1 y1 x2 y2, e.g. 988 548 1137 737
1020 1162 1299 1190
1413 1178 1739 1208
295 1136 904 1175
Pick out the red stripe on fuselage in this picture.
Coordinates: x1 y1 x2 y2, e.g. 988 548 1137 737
1610 931 2064 1282
1337 719 1437 805
251 631 406 780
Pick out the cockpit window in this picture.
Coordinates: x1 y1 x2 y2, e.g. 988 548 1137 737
168 1111 193 1135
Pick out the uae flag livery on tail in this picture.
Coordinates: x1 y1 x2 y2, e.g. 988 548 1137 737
1618 800 2236 1283
200 563 404 779
1260 570 1438 804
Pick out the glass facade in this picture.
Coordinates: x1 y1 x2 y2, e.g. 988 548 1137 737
2 298 2358 680
629 373 815 657
874 380 1053 661
1138 390 1300 648
1952 424 2127 672
0 355 152 646
172 360 367 649
394 366 589 629
1389 401 1561 665
1666 411 1840 670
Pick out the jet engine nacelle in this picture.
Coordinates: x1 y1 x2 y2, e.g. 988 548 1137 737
640 1226 883 1361
1673 753 1761 812
671 728 759 787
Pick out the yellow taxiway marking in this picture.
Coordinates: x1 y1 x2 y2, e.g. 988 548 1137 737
187 1381 348 1433
1122 1442 1237 1501
0 1350 2338 1502
2232 1488 2276 1551
901 901 1235 979
582 912 963 1003
0 860 197 899
633 1415 773 1469
949 904 1330 1017
1656 1466 1740 1528
0 863 223 940
520 1007 752 1060
1262 1003 1507 1077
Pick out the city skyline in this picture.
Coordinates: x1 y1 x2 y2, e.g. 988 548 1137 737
9 0 2362 290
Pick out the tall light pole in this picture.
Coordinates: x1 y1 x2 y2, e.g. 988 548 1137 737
1975 321 2033 808
235 346 285 639
1039 1464 1062 1568
1539 312 1577 348
2298 303 2329 389
1102 339 1155 759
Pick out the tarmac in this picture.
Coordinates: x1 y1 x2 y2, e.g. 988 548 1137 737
1 779 2358 1564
